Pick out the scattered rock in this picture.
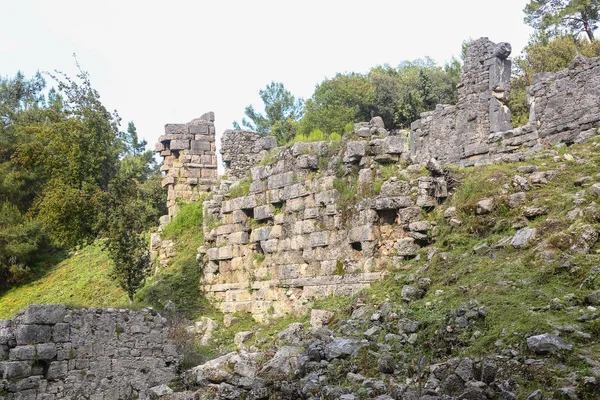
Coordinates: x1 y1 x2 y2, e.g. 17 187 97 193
401 285 425 302
509 192 526 208
310 310 335 328
590 183 600 198
523 206 547 219
476 198 495 215
234 331 253 346
511 227 536 248
526 334 573 354
324 338 365 360
513 175 531 191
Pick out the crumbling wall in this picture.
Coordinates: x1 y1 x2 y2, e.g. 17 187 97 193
528 55 600 144
410 38 600 167
156 112 218 218
220 130 278 180
198 129 446 322
410 38 513 165
0 305 179 400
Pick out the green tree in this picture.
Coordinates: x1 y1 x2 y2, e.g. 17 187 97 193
299 72 375 135
233 82 304 143
524 0 600 41
105 173 151 303
119 122 157 182
11 65 122 248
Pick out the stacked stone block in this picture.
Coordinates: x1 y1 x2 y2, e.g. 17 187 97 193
410 38 513 166
199 133 446 321
410 38 600 167
220 130 278 180
0 304 179 400
156 112 218 218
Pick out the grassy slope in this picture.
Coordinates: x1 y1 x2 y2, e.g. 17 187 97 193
0 242 128 319
2 137 599 395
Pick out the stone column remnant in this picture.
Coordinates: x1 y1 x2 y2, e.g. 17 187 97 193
155 112 218 218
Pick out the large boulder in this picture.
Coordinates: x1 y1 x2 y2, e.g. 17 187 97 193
526 334 573 355
324 338 365 360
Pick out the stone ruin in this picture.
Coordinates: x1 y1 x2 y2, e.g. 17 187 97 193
411 37 600 166
155 111 218 219
152 37 600 320
0 304 179 399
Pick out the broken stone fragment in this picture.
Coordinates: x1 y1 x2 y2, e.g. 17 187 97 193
310 310 335 328
510 227 536 248
476 198 495 215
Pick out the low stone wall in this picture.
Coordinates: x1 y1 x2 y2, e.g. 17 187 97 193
220 130 277 180
199 134 447 321
0 305 179 400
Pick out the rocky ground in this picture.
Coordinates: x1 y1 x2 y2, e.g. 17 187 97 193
148 136 600 400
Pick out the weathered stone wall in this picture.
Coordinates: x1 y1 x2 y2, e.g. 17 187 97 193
0 304 179 400
220 130 278 180
410 38 600 167
410 38 513 165
156 112 218 218
198 132 446 322
528 55 600 144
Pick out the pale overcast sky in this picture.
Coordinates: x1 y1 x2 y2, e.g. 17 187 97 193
1 0 533 165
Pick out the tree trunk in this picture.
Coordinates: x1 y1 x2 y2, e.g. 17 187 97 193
584 20 596 41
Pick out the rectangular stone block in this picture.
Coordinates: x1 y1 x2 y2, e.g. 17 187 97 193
282 183 308 200
22 304 67 325
169 139 190 150
279 264 299 280
16 325 52 345
267 171 296 190
46 361 68 380
229 232 249 245
373 196 413 210
269 225 283 239
254 205 274 221
232 210 248 224
261 239 278 253
190 140 212 154
250 227 271 242
164 124 188 134
310 231 329 248
189 123 209 134
0 361 32 379
9 345 36 361
349 225 376 243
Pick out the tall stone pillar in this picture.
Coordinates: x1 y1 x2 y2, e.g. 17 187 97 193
155 112 218 218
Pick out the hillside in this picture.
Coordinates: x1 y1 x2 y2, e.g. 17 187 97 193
0 242 128 319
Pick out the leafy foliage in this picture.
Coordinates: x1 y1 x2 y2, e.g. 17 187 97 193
524 0 600 41
233 81 304 144
105 173 152 303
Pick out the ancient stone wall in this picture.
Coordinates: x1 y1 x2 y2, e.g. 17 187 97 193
410 38 600 167
156 112 218 218
220 130 278 180
410 38 513 165
198 132 447 322
528 55 600 144
0 304 179 400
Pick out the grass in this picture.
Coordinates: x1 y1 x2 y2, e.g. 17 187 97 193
228 178 251 199
288 129 343 145
136 200 214 319
0 242 129 319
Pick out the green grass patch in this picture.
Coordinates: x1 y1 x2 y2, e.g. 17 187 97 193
228 178 251 199
0 242 129 319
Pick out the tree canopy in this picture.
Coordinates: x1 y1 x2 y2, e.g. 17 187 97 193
233 81 304 144
0 67 165 293
524 0 600 41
